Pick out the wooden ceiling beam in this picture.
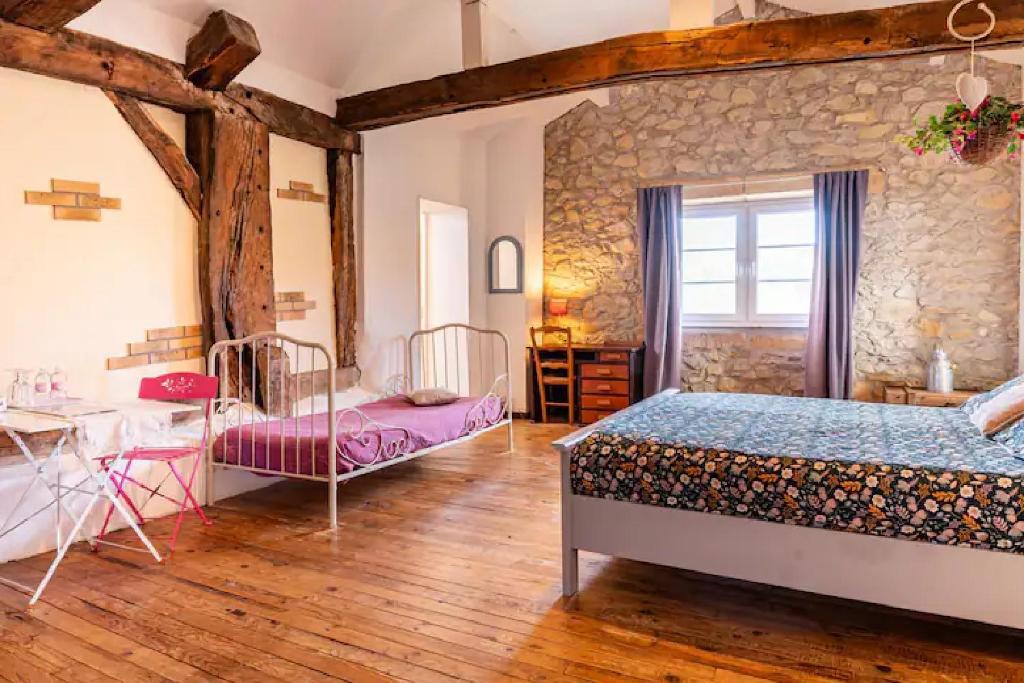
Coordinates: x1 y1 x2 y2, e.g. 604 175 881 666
0 0 100 32
336 0 1024 130
0 18 359 151
186 10 261 91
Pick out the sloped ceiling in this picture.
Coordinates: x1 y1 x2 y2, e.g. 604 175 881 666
75 0 984 101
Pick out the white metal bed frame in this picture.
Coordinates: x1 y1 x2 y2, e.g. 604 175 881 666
207 324 512 528
554 390 1024 631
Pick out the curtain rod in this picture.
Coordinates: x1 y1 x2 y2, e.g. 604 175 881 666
636 166 883 189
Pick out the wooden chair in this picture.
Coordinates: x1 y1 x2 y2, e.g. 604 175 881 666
530 326 575 424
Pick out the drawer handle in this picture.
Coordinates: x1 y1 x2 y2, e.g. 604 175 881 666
597 384 612 391
597 399 611 406
596 368 612 376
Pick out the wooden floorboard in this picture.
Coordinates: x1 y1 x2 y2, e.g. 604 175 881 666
1 421 1023 682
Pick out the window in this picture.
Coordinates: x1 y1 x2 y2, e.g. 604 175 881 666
682 197 815 327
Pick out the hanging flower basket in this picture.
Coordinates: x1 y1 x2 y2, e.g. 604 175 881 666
950 121 1014 165
899 96 1024 165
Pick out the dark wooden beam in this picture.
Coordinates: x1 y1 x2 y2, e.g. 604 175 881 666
187 111 290 412
187 111 275 346
0 0 100 32
105 91 202 221
328 150 357 369
186 10 261 91
224 83 358 152
0 18 359 151
336 0 1024 130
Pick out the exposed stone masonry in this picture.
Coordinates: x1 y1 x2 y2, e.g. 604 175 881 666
544 54 1020 398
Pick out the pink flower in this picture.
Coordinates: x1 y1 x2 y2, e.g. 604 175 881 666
967 130 977 140
914 147 924 156
953 127 964 137
1012 112 1022 123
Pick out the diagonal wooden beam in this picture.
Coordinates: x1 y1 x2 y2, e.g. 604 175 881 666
336 0 1024 130
0 0 100 32
0 18 359 151
105 91 202 221
186 10 261 91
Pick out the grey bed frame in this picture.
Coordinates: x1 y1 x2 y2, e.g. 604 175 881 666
553 389 1024 631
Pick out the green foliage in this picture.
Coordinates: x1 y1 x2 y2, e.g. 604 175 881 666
897 96 1024 159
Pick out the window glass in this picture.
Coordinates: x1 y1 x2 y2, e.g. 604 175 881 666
681 197 815 327
682 283 736 315
682 250 736 283
682 215 737 250
757 281 812 315
757 210 815 246
757 246 814 281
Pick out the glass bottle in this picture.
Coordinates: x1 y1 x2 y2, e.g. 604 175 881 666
10 370 33 407
50 366 67 400
34 368 51 402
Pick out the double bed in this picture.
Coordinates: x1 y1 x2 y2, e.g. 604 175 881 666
555 390 1024 630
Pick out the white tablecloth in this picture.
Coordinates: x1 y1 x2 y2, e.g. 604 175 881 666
0 403 201 563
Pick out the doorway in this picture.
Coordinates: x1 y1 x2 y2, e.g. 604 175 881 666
417 199 471 393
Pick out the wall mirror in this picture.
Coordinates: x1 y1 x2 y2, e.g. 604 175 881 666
487 236 524 294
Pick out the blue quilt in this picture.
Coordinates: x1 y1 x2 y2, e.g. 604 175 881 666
570 392 1024 553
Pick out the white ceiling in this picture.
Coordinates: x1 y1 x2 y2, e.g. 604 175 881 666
69 0 969 103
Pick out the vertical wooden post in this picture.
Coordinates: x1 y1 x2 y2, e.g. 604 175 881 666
188 111 288 411
187 111 276 345
328 149 357 369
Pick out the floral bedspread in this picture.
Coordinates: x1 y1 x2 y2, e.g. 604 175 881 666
569 392 1024 554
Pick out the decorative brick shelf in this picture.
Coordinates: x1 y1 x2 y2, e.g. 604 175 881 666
276 180 326 204
25 179 122 221
107 325 203 370
276 292 315 322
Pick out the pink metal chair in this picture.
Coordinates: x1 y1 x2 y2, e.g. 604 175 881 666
96 372 219 555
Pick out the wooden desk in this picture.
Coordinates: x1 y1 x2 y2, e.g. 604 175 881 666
527 342 644 425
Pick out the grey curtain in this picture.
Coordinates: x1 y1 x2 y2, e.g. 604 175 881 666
637 186 683 397
805 170 868 399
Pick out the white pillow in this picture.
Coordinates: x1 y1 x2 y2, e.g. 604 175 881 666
213 401 267 431
295 386 380 416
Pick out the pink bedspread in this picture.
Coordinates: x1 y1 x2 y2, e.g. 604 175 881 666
212 395 504 477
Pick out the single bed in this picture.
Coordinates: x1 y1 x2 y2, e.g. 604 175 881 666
554 390 1024 630
207 325 512 527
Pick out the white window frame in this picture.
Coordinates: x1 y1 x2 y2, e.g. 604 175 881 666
681 196 815 329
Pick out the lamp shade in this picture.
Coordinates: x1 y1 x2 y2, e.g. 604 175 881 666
548 298 568 316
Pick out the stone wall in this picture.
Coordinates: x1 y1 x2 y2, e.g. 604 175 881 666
544 54 1021 397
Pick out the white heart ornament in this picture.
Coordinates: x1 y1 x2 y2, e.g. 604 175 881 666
956 72 989 112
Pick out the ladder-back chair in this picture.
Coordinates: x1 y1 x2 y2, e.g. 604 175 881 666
529 326 575 424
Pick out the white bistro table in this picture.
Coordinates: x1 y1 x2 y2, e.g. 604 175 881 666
0 408 166 605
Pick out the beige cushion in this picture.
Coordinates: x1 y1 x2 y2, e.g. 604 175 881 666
404 388 459 407
968 381 1024 436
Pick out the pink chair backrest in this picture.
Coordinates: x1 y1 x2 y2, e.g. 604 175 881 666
139 373 219 401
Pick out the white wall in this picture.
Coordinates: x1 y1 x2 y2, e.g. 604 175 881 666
481 93 609 412
269 134 336 370
0 67 201 400
359 120 488 392
358 92 606 410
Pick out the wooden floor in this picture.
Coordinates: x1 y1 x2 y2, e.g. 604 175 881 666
2 422 1024 682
